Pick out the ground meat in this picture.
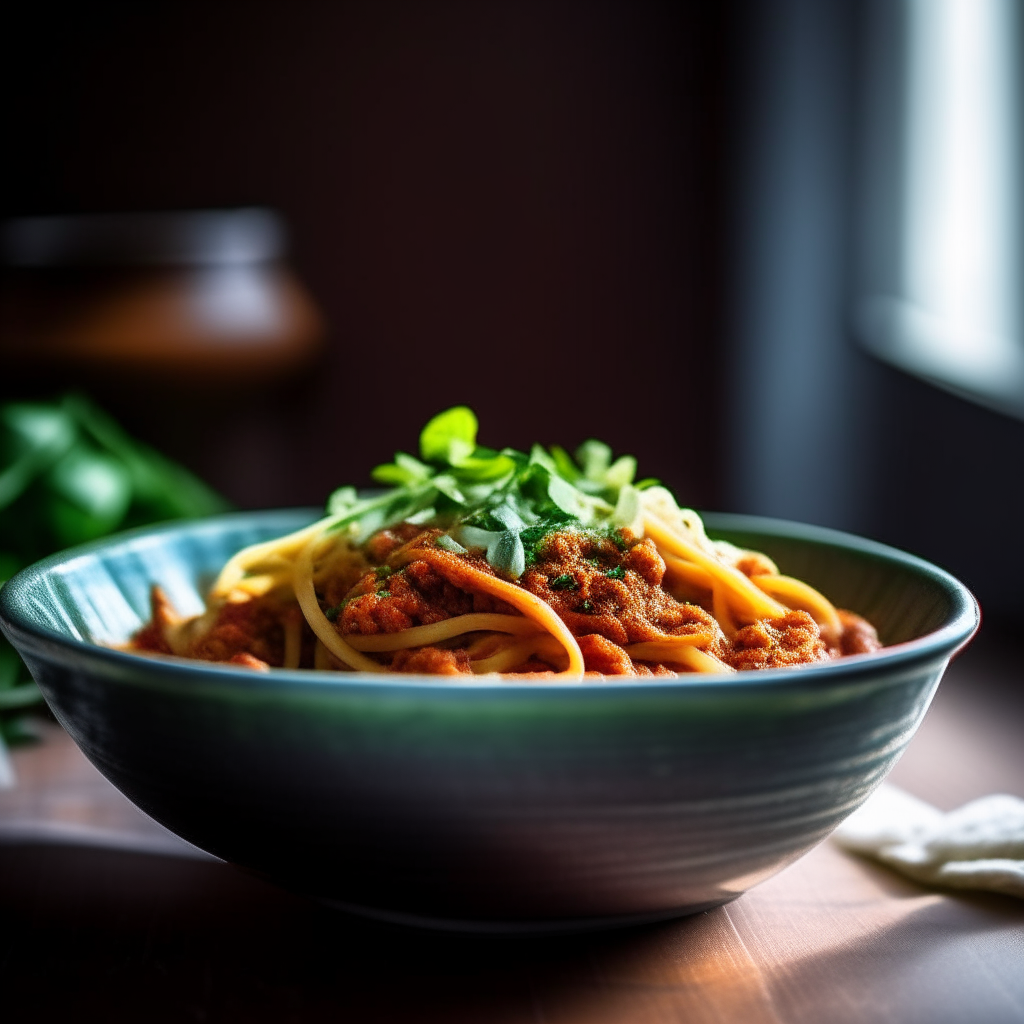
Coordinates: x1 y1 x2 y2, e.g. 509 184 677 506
577 633 636 675
631 662 679 677
364 523 427 563
725 609 829 670
521 530 725 648
835 609 882 657
572 636 680 677
132 586 176 654
339 558 514 635
735 552 778 578
391 646 471 675
188 599 298 667
131 523 880 678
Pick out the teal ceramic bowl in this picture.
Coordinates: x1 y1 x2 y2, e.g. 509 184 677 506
0 510 978 931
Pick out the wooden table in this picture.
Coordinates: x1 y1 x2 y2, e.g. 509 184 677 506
2 630 1023 1023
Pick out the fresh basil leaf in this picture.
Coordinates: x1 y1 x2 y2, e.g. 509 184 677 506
420 406 477 465
435 534 467 554
48 448 132 522
449 452 517 482
489 529 526 579
548 474 594 521
613 483 642 532
490 503 525 532
605 455 637 490
327 486 359 514
372 462 420 486
528 445 558 475
576 440 612 482
0 406 77 510
405 506 437 525
457 525 500 550
4 404 76 455
548 446 581 483
432 474 467 504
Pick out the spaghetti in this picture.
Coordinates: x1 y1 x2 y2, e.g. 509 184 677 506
131 408 881 678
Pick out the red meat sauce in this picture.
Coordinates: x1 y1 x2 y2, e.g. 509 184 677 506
134 524 880 675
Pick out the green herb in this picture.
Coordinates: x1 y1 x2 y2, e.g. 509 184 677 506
374 565 394 581
323 601 349 622
376 590 392 599
577 600 594 613
435 534 467 554
605 565 626 580
327 407 656 584
549 573 578 591
0 394 230 753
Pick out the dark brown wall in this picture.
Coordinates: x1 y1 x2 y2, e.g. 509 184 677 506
2 1 730 510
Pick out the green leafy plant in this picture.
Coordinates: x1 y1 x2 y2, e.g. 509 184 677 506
0 394 229 750
321 406 657 582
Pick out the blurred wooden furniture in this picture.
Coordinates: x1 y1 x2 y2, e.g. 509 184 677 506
0 210 323 380
1 629 1022 1023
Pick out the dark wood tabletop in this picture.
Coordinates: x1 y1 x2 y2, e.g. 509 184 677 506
2 629 1023 1024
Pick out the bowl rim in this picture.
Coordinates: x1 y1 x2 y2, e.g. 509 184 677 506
0 508 980 697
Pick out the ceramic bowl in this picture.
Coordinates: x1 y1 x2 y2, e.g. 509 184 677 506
0 510 979 931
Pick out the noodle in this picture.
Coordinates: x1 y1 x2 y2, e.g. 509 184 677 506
130 408 881 678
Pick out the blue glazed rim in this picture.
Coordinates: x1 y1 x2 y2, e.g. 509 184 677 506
0 509 981 700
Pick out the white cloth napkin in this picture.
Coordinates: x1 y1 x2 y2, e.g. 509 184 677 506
833 784 1024 898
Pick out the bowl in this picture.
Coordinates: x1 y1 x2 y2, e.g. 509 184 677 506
0 510 979 932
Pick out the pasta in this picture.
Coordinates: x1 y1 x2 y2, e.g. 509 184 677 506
132 408 881 678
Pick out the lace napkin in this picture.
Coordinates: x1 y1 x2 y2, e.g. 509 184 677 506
833 784 1024 898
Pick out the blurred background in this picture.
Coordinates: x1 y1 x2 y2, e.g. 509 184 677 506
2 0 1024 625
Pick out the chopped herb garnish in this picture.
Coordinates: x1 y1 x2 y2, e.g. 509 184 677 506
376 590 391 599
323 600 349 621
577 600 594 613
325 407 686 582
605 565 626 580
550 573 578 591
435 533 467 554
374 565 393 581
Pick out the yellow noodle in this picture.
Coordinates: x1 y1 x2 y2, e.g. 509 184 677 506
713 585 739 638
393 547 586 678
676 646 734 673
662 555 714 591
345 614 541 652
623 635 714 660
228 571 292 599
293 531 385 673
313 640 333 670
750 574 842 633
471 635 567 674
643 515 787 621
283 616 302 669
635 643 733 673
209 517 343 599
